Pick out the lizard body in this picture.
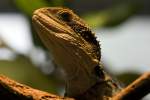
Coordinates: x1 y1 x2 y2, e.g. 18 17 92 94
32 7 120 100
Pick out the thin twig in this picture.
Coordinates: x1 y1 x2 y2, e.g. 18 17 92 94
112 72 150 100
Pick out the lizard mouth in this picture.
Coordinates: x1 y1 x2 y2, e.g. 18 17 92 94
32 8 72 35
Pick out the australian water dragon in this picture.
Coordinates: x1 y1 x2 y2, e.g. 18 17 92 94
32 7 121 100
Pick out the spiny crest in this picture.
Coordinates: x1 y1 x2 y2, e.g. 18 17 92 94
57 8 101 60
68 22 101 60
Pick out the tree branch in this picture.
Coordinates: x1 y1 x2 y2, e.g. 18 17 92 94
0 72 150 100
112 72 150 100
0 75 74 100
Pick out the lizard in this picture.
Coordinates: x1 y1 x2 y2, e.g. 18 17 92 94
32 7 121 100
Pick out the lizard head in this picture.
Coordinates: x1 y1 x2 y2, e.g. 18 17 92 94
32 7 100 61
32 7 102 96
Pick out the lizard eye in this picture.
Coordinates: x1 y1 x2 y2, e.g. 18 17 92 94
59 12 72 22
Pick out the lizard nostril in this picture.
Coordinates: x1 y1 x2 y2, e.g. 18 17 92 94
59 12 72 22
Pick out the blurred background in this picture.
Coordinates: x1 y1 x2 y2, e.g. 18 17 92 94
0 0 150 99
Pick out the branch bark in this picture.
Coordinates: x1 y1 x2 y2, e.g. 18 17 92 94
112 72 150 100
0 72 150 100
0 75 74 100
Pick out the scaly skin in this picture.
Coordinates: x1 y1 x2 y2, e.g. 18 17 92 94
32 7 120 100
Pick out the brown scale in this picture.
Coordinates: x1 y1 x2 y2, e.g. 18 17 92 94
58 11 101 60
69 22 101 61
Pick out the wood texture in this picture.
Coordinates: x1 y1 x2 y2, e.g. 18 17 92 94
112 72 150 100
0 75 74 100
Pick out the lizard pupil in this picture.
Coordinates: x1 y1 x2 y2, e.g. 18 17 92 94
59 12 71 22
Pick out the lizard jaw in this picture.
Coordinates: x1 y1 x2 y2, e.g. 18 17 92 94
32 8 80 47
32 8 71 35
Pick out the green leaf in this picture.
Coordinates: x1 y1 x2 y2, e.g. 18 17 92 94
0 55 61 93
82 3 139 28
14 0 49 16
51 0 65 6
116 72 140 86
